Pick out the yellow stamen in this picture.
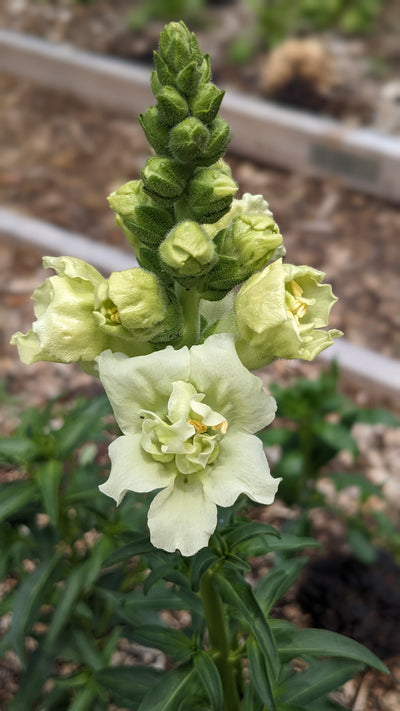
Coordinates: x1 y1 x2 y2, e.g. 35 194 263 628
288 280 309 324
212 420 228 435
107 305 121 324
188 419 208 434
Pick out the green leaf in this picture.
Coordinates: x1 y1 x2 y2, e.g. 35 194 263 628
143 563 189 595
216 566 279 681
7 644 61 710
355 407 399 426
347 526 377 564
190 548 220 591
332 472 381 499
244 534 319 558
223 522 280 551
55 394 111 458
11 551 62 662
255 558 307 614
241 682 264 711
0 480 39 523
193 651 223 711
138 663 198 711
278 658 364 705
130 626 194 662
104 532 155 565
247 635 277 710
94 665 164 706
313 422 358 457
272 623 388 673
0 436 39 463
33 459 63 525
67 683 99 711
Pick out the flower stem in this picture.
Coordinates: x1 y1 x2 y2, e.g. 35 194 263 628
200 571 241 711
176 283 201 347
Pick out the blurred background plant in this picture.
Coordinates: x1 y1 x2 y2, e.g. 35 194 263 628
259 363 400 564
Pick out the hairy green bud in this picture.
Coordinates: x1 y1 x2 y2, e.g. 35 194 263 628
139 106 170 154
199 116 231 166
169 117 210 164
190 84 225 124
159 220 216 277
142 156 188 205
187 162 237 223
155 86 189 127
108 180 174 248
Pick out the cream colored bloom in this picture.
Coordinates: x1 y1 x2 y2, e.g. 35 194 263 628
10 257 176 367
234 258 342 369
97 334 279 556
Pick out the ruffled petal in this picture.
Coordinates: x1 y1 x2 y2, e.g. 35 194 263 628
96 346 190 435
190 333 276 433
99 433 173 505
202 432 280 507
147 475 217 556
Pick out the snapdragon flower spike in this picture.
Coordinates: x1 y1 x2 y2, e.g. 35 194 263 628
234 258 342 369
97 334 280 557
10 256 181 367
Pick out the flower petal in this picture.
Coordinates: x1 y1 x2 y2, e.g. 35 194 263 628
96 346 190 435
99 433 173 505
190 333 276 433
203 432 280 507
147 475 217 556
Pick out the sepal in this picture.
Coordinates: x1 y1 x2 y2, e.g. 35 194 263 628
139 106 170 154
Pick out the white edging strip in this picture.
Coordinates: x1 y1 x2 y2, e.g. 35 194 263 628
1 207 399 401
0 208 137 272
1 30 400 202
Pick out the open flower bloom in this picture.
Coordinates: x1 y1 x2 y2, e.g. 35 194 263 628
234 258 342 369
97 333 279 556
10 257 178 368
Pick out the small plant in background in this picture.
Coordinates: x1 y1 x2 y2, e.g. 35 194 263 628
228 0 387 64
5 20 390 710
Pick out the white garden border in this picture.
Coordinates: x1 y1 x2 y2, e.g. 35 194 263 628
1 30 400 203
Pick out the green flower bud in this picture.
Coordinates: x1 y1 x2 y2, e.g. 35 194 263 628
139 106 170 154
94 268 180 343
126 205 175 247
159 21 201 75
169 117 210 164
155 86 189 127
187 162 237 223
175 61 201 96
189 83 225 124
108 180 174 248
142 156 188 205
199 116 231 166
234 258 342 368
153 52 175 87
159 220 216 277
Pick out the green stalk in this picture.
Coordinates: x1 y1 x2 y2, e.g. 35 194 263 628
200 571 241 711
176 283 201 347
